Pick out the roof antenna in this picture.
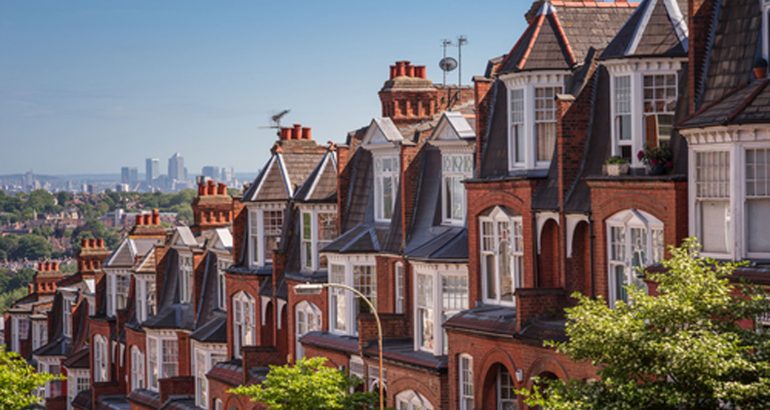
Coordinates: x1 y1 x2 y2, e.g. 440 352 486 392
439 39 458 110
457 35 468 92
259 109 291 136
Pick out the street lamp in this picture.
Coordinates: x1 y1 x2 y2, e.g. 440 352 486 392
294 282 385 410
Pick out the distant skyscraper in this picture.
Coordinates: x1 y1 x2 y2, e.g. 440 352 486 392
145 158 160 183
201 166 221 180
168 153 185 181
221 167 234 184
121 166 131 184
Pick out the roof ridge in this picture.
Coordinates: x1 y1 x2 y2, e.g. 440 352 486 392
550 0 639 7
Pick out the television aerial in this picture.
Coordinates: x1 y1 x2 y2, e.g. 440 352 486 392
259 109 291 135
439 56 458 73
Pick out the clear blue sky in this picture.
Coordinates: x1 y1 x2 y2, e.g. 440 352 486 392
0 0 529 175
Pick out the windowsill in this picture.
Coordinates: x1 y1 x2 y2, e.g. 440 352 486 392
586 173 687 182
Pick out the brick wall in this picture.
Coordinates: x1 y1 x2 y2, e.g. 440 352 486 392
286 279 328 363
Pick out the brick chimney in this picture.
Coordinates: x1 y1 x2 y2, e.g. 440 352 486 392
192 179 233 234
278 124 313 142
379 60 439 126
129 209 166 240
78 237 110 277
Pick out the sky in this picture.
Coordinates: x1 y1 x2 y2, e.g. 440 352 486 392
0 0 530 176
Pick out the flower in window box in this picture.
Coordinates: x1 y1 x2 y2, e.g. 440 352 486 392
603 156 630 176
638 144 673 176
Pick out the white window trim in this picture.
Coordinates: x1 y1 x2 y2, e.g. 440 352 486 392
145 330 178 392
179 252 194 304
763 0 770 65
93 335 109 383
605 209 664 308
192 341 227 409
372 151 400 223
604 58 685 167
412 262 469 356
232 291 256 359
247 203 285 268
135 274 156 323
298 205 337 272
440 151 473 226
106 268 130 317
501 71 567 171
295 301 322 360
130 346 145 390
394 262 405 314
395 390 434 410
480 207 523 306
216 257 230 311
459 354 474 410
326 254 376 337
32 320 47 350
62 295 75 338
67 369 89 410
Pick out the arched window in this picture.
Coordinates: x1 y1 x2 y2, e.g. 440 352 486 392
232 292 256 359
497 367 517 410
395 390 434 410
94 335 109 382
214 399 223 410
131 346 145 390
295 301 322 360
606 209 664 307
479 207 523 305
458 354 474 410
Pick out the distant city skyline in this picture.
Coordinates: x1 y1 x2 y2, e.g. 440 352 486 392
0 0 528 175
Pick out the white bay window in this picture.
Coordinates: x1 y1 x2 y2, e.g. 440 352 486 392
300 207 337 272
374 155 400 222
136 275 156 323
248 205 284 268
535 86 559 162
413 263 468 356
442 154 473 224
146 334 178 391
746 148 770 255
107 270 129 317
695 150 731 255
32 320 47 350
217 258 229 310
606 209 664 307
459 354 474 410
193 343 226 409
130 346 145 390
232 292 256 358
295 301 322 360
327 255 376 336
67 370 89 410
480 207 523 306
94 335 109 382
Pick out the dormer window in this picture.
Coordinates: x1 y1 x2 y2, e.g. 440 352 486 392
442 154 473 224
107 270 129 317
374 155 399 222
217 259 229 310
608 63 682 165
62 295 74 337
505 76 565 170
179 254 193 304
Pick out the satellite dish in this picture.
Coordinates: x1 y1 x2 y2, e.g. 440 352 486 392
439 57 458 72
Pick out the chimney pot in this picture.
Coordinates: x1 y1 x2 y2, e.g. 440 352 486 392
89 238 96 248
98 238 105 248
293 124 302 140
198 182 206 195
217 183 227 195
143 214 151 225
207 180 216 195
301 127 312 140
53 262 59 271
136 214 143 226
407 64 415 77
44 261 50 271
280 128 291 140
81 238 88 248
390 65 397 79
396 61 406 77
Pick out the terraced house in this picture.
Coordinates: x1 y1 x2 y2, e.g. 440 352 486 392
4 0 770 408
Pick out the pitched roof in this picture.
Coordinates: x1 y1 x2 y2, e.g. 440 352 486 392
106 237 162 268
501 0 637 73
362 117 404 146
681 79 770 128
430 111 476 141
244 150 327 202
293 150 338 203
601 0 688 60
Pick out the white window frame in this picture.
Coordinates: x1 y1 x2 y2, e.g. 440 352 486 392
93 334 109 383
502 72 566 171
299 206 338 272
32 320 47 350
395 390 434 410
534 85 561 165
413 262 469 356
232 291 256 359
247 203 285 268
763 0 770 65
458 354 474 410
480 207 523 306
179 253 193 304
62 295 74 338
326 254 376 337
192 342 226 409
744 146 770 258
67 369 89 410
373 154 400 223
605 59 684 167
395 262 405 314
217 258 229 310
135 275 157 323
441 153 473 225
145 332 178 392
295 301 322 360
508 88 526 167
106 269 130 317
130 346 145 390
496 367 517 410
606 209 664 307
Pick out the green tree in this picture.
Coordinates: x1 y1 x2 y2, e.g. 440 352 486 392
230 357 377 410
520 238 770 410
71 219 120 253
10 235 52 260
0 347 57 409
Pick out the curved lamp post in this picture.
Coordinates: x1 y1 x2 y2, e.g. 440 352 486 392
294 282 384 410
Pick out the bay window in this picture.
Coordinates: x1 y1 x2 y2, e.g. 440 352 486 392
327 256 376 336
480 208 523 305
248 206 284 267
131 346 145 390
62 295 73 337
606 209 664 307
136 276 156 323
179 254 193 303
745 148 770 255
442 154 473 224
694 150 731 255
643 74 677 146
145 335 178 391
459 354 474 410
614 75 632 159
194 345 226 409
107 270 129 316
374 156 399 222
67 370 89 410
232 292 256 358
413 264 468 355
301 208 337 272
94 335 109 382
295 301 322 360
504 75 565 170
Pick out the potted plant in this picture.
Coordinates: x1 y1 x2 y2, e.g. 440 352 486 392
637 144 673 176
604 156 629 176
754 57 768 79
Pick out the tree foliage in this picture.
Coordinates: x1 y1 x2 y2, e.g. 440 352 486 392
520 238 770 409
0 235 52 261
230 357 377 410
0 347 57 409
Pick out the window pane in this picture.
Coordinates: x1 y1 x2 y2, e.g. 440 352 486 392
699 201 729 254
383 176 394 219
485 254 497 300
748 199 770 253
509 89 525 164
302 213 312 240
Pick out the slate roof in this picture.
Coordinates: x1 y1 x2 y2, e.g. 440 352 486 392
501 0 638 74
681 0 768 128
141 248 195 331
601 0 688 60
444 305 518 336
106 237 162 268
293 150 338 203
244 145 327 203
363 338 447 371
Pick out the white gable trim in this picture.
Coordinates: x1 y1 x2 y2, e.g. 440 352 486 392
536 211 560 254
663 0 689 49
565 214 589 258
260 296 271 326
626 0 657 56
251 155 278 201
305 153 331 201
276 153 294 198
